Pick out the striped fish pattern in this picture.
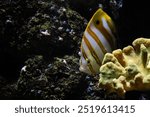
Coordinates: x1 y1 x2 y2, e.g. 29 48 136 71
79 8 117 75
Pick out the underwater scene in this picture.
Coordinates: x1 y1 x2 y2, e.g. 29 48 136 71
0 0 150 100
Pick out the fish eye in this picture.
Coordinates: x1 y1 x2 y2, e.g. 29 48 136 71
86 59 90 64
96 20 100 25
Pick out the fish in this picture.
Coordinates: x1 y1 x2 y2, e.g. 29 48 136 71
79 8 117 75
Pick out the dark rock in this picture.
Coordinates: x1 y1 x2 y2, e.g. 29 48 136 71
17 55 87 99
0 0 88 99
17 55 49 99
0 76 17 99
0 0 87 80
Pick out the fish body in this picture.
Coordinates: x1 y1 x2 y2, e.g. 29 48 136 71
79 8 117 75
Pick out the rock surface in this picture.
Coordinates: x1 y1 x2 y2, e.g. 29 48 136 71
0 0 88 99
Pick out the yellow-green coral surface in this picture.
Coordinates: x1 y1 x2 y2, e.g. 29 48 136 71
99 38 150 97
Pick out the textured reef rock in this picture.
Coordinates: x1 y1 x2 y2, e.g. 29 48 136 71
99 38 150 97
17 55 87 99
0 80 17 99
0 0 87 79
0 0 88 99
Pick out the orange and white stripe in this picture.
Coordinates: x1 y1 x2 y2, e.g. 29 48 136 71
79 8 117 75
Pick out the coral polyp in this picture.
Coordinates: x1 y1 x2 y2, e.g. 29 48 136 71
99 38 150 97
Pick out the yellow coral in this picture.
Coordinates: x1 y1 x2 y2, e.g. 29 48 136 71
99 38 150 97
